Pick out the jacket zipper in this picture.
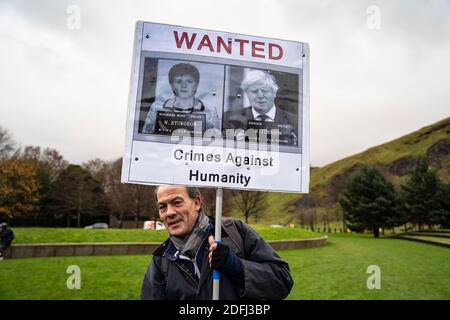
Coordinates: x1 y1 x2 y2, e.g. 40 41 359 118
174 261 199 287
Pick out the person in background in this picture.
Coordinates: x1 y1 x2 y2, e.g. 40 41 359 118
0 223 15 260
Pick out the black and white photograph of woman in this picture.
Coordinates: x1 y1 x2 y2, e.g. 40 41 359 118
141 60 223 137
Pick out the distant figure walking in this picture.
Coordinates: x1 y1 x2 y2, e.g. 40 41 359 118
0 223 15 260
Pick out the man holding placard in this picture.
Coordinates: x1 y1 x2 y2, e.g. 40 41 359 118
140 185 294 300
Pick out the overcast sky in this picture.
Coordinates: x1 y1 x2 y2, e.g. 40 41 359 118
1 0 449 167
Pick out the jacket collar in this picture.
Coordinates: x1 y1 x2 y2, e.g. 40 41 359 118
162 240 179 262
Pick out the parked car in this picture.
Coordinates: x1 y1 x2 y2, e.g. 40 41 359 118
84 223 109 229
143 221 166 230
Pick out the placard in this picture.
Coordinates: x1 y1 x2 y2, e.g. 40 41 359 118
122 21 310 193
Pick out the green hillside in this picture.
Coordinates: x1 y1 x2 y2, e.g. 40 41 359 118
259 117 450 225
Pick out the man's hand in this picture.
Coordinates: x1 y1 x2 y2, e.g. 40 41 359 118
208 235 245 286
208 235 230 270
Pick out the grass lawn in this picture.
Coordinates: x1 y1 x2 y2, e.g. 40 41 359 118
1 234 449 300
283 234 450 300
12 226 321 244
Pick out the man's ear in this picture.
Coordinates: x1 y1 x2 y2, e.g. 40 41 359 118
194 196 201 213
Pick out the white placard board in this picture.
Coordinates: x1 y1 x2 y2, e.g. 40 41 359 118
122 21 310 193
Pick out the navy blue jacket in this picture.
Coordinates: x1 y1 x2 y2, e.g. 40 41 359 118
140 217 293 300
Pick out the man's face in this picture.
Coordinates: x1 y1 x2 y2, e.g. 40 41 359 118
157 186 201 238
171 74 198 99
245 80 276 115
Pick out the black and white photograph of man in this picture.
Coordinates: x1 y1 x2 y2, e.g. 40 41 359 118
222 68 300 146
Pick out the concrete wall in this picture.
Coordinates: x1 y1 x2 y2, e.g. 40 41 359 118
396 235 450 249
3 236 328 260
269 237 328 250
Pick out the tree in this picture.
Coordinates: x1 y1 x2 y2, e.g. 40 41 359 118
339 166 403 238
232 190 267 224
296 208 317 231
45 165 110 227
37 148 69 210
102 159 156 228
400 158 442 230
0 159 40 218
22 145 41 161
20 146 68 184
82 158 107 184
16 146 69 220
39 148 69 183
435 182 450 228
198 188 234 217
0 126 15 160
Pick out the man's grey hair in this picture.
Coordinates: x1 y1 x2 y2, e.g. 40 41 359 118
154 186 203 214
240 70 279 94
154 185 202 202
185 187 202 200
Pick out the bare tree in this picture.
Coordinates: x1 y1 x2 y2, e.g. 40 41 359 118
302 209 317 231
232 190 267 224
199 188 234 217
103 159 157 228
0 126 15 160
22 146 41 161
16 145 68 183
40 148 69 183
82 158 107 183
295 208 305 228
